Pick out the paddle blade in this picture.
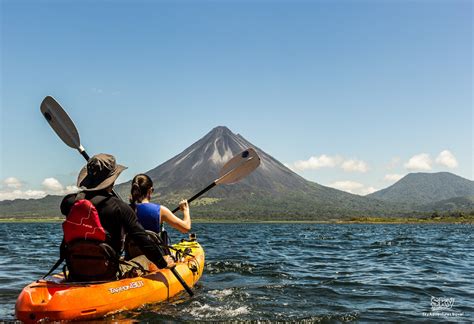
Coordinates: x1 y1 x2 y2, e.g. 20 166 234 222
40 96 81 149
216 148 261 185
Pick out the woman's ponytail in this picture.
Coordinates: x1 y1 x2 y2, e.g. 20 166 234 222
129 174 154 210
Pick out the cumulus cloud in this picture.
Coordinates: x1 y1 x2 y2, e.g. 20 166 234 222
384 174 404 182
341 159 369 173
0 177 78 201
65 185 79 194
41 178 78 194
4 177 22 189
42 178 64 192
328 181 376 195
404 153 432 171
292 154 342 171
435 150 458 169
0 189 46 201
288 155 368 173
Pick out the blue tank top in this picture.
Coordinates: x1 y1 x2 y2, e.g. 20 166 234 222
136 203 161 233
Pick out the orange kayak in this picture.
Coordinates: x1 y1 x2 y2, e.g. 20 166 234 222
15 240 205 323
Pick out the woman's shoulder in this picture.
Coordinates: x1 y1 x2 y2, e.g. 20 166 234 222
138 202 161 211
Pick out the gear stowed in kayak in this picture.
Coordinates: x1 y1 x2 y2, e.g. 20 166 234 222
15 240 204 323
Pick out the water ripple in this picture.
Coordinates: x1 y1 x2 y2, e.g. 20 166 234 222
1 223 473 322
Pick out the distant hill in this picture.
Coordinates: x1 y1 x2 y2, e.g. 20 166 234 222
368 172 474 208
0 195 62 218
1 128 473 220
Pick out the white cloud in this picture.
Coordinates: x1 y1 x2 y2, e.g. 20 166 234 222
292 154 342 171
328 181 376 195
341 159 369 173
330 181 363 192
4 177 22 189
289 155 368 173
0 177 78 201
0 189 47 201
360 186 377 195
65 185 79 194
404 153 432 171
42 178 64 192
41 178 79 195
435 150 458 169
384 174 404 182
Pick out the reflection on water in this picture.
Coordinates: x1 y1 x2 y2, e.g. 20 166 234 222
0 223 472 322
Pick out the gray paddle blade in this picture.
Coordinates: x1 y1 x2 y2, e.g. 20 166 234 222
216 148 261 185
40 96 81 149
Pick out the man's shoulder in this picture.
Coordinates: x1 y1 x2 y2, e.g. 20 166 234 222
106 196 133 211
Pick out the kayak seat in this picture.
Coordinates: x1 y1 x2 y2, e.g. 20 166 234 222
64 239 120 282
125 230 170 260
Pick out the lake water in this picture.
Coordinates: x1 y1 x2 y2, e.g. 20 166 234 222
0 223 472 322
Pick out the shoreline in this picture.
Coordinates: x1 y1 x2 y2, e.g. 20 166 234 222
0 217 472 224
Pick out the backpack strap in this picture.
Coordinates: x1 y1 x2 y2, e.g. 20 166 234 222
42 257 65 279
43 240 67 279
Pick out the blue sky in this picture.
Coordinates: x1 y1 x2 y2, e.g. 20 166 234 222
0 0 472 200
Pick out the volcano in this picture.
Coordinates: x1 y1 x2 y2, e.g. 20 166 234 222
115 126 394 220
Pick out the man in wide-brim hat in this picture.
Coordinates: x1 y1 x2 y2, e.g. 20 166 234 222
76 153 127 192
60 153 174 281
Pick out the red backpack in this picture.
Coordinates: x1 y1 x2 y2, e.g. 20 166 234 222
62 198 106 243
61 194 119 282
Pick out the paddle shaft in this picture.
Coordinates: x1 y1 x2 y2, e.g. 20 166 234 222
171 267 194 296
171 182 216 214
79 150 90 161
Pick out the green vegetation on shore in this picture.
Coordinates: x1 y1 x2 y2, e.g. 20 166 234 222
1 212 472 224
345 212 474 224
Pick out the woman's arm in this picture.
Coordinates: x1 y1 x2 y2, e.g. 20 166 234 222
160 200 191 233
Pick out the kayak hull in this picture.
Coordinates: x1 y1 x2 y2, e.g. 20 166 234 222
15 240 204 323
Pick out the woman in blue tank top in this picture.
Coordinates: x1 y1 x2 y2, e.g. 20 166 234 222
129 174 191 234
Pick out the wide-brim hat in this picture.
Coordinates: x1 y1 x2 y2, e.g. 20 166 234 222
77 153 127 191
